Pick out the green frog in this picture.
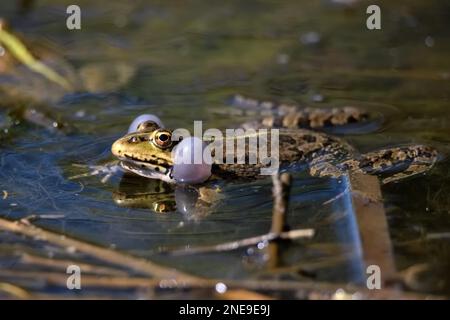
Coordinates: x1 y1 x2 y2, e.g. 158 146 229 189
111 97 438 187
97 96 439 216
100 98 438 217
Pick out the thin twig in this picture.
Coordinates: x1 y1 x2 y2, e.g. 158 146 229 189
0 270 269 300
271 173 292 235
0 217 203 282
168 228 314 255
0 270 161 289
20 253 129 277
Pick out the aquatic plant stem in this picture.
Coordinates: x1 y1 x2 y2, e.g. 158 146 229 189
271 172 292 235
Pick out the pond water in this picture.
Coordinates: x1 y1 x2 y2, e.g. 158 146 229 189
0 0 449 298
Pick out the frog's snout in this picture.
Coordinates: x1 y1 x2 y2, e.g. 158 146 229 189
111 138 124 158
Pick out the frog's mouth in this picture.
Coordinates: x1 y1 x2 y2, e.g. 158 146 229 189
118 159 175 183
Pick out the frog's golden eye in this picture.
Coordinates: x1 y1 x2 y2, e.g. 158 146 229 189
153 130 172 148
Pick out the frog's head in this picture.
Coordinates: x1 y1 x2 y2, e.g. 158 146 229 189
111 120 178 183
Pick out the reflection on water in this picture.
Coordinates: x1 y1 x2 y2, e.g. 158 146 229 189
113 174 177 212
0 0 449 297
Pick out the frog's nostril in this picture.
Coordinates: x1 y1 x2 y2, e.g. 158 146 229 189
128 136 138 143
111 140 123 157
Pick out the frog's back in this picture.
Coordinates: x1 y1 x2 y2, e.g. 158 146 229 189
212 129 354 179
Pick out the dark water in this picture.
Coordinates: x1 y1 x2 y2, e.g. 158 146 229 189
0 0 449 298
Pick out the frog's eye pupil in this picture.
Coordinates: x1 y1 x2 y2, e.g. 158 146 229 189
153 131 172 148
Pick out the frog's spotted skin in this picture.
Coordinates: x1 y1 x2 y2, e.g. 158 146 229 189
230 94 370 130
211 129 354 180
337 145 438 184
